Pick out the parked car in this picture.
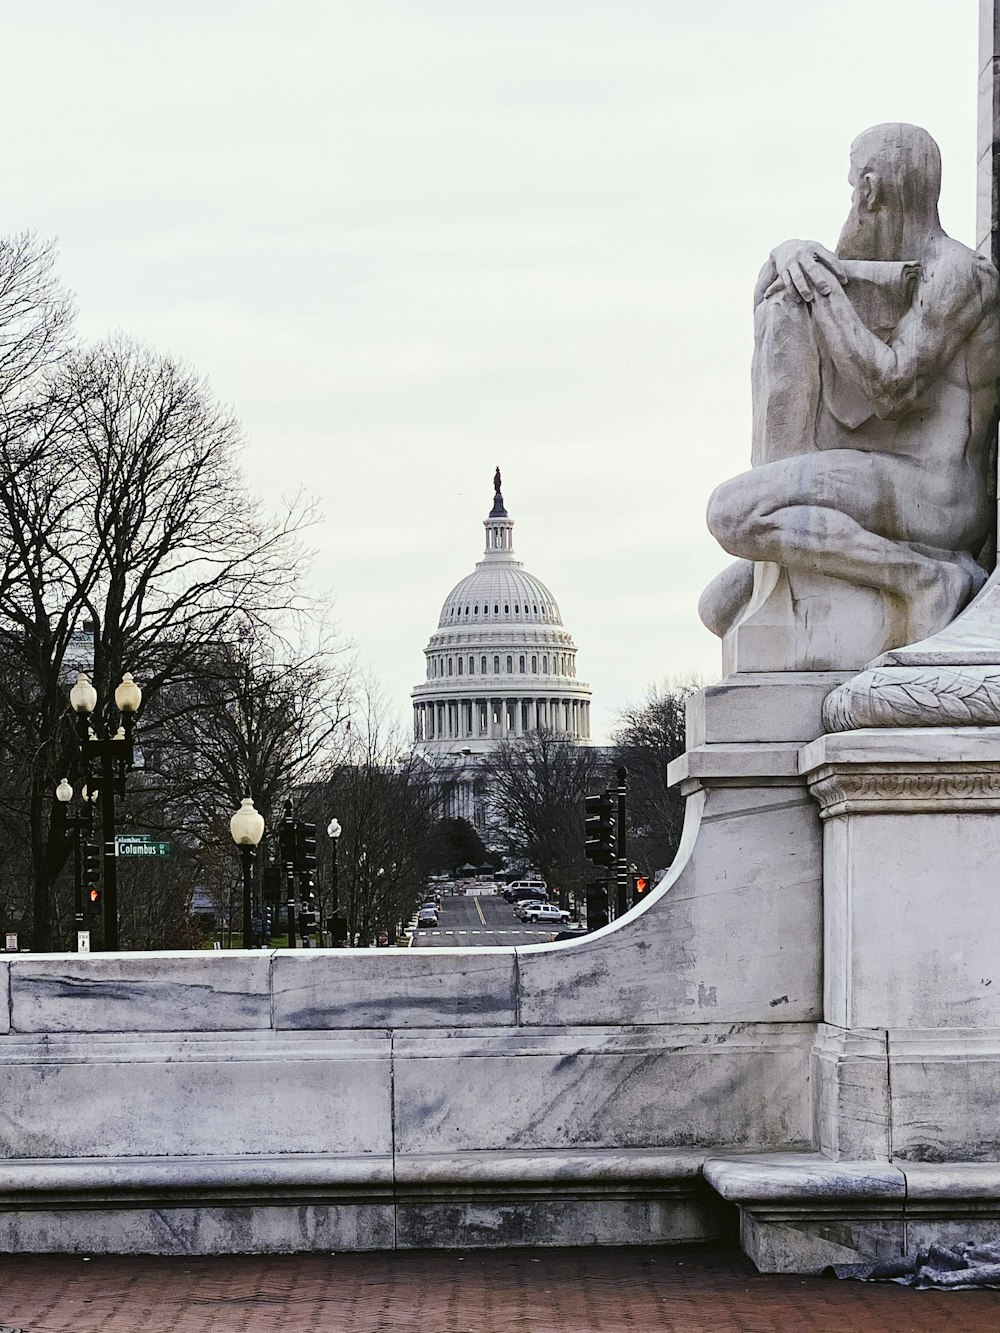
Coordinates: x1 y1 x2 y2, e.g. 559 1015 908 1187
522 903 571 925
515 898 547 918
417 907 438 927
511 890 549 907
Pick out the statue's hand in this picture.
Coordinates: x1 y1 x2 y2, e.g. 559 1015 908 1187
764 241 849 304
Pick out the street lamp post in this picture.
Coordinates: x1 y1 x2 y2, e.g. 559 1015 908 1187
55 776 88 950
230 798 265 948
326 817 341 942
67 671 142 951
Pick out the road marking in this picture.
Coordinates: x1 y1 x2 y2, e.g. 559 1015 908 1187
474 898 486 926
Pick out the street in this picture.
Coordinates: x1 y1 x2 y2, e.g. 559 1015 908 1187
409 889 585 947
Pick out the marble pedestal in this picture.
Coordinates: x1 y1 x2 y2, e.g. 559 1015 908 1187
722 565 905 674
708 725 1000 1272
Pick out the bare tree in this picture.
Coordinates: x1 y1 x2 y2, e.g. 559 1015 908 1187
122 620 352 943
0 329 322 947
611 678 700 875
484 728 607 909
154 621 351 832
0 232 73 406
303 680 435 946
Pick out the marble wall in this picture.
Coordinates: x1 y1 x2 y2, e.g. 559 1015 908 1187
0 730 824 1252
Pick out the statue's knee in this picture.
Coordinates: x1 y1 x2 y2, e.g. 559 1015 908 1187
707 480 746 546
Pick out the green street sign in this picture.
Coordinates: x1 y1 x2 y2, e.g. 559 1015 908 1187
115 835 170 858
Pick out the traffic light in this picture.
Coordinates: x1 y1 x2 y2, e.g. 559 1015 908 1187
278 817 296 866
294 822 318 871
263 863 283 905
82 841 102 886
584 793 616 867
299 870 318 934
85 885 102 918
585 883 609 931
634 875 650 897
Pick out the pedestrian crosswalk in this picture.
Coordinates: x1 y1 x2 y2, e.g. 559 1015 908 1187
417 928 558 937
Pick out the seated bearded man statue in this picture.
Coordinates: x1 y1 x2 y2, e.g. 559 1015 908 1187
700 123 1000 673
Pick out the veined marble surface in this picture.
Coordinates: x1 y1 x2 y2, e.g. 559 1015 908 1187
10 953 271 1032
392 1025 813 1156
272 947 516 1029
0 1031 392 1159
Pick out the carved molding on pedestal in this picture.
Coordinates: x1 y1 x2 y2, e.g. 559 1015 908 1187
823 665 1000 732
807 763 1000 818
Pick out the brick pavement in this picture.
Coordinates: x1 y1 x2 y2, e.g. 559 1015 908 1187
0 1243 998 1332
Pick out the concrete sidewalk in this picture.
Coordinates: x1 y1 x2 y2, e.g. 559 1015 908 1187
0 1243 997 1332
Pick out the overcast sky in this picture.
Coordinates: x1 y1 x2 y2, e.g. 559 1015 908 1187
1 1 982 739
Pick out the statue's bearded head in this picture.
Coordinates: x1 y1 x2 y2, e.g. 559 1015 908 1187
837 123 942 261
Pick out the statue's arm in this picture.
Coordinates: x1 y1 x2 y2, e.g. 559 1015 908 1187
810 251 999 420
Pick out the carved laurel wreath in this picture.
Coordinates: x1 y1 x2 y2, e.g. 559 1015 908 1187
823 666 1000 732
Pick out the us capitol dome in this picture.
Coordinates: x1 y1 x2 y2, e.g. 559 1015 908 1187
411 470 592 826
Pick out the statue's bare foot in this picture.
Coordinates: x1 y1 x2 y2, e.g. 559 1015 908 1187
905 554 983 642
699 559 754 638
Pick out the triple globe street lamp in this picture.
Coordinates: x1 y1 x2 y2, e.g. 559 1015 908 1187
58 671 143 951
55 672 341 953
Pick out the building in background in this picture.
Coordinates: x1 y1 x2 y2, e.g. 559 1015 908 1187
411 470 592 832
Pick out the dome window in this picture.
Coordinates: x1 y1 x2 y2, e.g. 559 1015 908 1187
506 655 513 673
465 606 469 615
494 604 499 614
519 655 525 673
504 604 509 614
531 655 537 673
468 656 475 674
493 655 500 674
533 604 538 614
481 655 487 674
448 658 454 676
542 655 548 673
474 605 479 615
458 658 463 675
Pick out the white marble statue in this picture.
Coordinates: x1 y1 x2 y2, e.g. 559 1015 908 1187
701 124 1000 671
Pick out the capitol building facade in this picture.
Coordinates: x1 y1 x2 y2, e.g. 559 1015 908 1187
411 471 592 831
